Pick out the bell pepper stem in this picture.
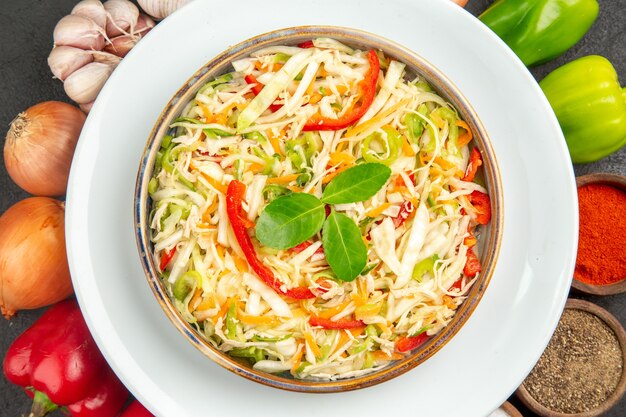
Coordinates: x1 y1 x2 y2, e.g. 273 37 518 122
29 390 58 417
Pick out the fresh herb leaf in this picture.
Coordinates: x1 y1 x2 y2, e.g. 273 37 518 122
322 211 367 282
321 163 391 204
255 193 325 249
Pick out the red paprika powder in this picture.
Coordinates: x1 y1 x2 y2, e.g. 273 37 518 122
574 183 626 285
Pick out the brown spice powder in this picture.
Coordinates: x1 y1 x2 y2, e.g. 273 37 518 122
523 309 623 413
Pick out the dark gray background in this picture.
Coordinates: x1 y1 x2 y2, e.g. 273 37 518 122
0 0 624 416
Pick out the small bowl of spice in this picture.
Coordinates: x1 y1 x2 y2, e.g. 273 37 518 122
487 401 523 417
573 173 626 295
516 299 626 417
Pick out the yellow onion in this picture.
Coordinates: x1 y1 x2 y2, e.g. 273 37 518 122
0 197 73 319
4 101 86 196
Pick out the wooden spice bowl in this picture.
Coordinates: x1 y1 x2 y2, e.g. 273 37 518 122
499 401 523 417
572 173 626 296
516 299 626 417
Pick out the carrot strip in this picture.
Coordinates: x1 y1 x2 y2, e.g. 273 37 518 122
212 300 231 325
365 202 390 218
266 174 299 184
197 102 213 122
322 164 352 184
316 301 352 319
456 120 473 146
402 135 416 156
291 345 304 373
238 313 281 326
304 332 322 358
329 151 356 166
371 350 404 361
267 130 284 157
345 100 409 138
198 171 228 194
188 288 203 313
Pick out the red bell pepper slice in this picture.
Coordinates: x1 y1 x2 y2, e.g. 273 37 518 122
463 247 482 278
3 300 129 417
292 240 325 255
309 315 364 329
159 246 176 271
392 200 415 228
302 49 380 131
298 40 314 48
244 74 282 113
119 400 154 417
395 333 430 352
462 147 483 182
226 180 315 299
468 190 491 225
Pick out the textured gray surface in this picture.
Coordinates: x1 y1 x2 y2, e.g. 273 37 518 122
0 1 624 416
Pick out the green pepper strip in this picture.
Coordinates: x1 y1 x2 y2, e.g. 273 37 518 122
203 128 233 138
229 347 265 363
173 271 201 301
225 300 238 340
361 126 402 165
412 254 439 282
161 144 196 190
244 131 268 144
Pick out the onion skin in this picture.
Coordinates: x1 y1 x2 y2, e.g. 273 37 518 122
4 101 86 196
0 197 73 319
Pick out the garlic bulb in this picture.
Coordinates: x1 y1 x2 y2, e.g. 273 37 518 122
53 14 106 51
137 0 189 20
71 0 107 29
63 62 115 104
48 46 94 81
104 0 140 37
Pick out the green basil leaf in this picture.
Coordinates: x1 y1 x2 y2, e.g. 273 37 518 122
321 163 391 204
322 212 367 282
255 193 325 249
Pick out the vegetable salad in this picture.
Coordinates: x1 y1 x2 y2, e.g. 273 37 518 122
148 38 492 380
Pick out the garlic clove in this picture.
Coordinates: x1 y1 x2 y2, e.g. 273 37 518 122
48 46 94 81
91 50 123 65
53 14 106 51
137 0 189 21
80 101 95 114
64 62 115 104
103 35 137 58
134 13 156 35
71 0 107 30
104 0 140 37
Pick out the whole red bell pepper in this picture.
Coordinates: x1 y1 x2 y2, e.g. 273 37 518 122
3 300 129 417
226 180 315 299
303 49 380 131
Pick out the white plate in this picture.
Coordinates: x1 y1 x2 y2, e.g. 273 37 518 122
65 0 577 416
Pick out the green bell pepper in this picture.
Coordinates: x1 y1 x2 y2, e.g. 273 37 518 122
479 0 598 67
540 55 626 163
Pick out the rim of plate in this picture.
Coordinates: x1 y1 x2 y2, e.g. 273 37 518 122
134 25 503 393
65 0 577 415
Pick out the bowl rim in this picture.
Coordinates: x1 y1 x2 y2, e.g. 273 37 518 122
572 173 626 296
134 25 504 393
516 298 626 417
